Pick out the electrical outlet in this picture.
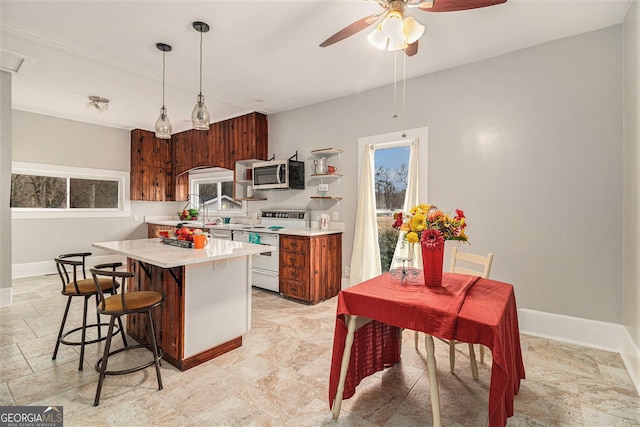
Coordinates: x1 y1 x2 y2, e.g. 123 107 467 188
333 211 339 221
345 266 351 277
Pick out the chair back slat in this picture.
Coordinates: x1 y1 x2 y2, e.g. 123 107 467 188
449 247 494 279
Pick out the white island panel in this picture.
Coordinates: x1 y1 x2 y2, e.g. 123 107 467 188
184 257 251 358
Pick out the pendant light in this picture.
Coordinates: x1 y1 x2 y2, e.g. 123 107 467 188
191 21 210 130
154 43 172 139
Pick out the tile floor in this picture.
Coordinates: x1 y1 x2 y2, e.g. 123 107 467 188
1 274 639 426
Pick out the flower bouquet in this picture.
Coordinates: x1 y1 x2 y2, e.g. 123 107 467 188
392 204 468 286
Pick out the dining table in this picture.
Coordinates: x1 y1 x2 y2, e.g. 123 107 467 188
328 271 525 427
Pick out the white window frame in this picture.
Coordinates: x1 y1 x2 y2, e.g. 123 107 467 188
188 169 246 216
11 161 130 219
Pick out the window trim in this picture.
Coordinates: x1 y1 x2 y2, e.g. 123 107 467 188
188 169 246 216
11 161 130 219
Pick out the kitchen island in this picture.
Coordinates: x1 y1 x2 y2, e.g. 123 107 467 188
92 237 275 371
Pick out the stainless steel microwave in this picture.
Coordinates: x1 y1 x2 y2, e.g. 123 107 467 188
252 159 305 190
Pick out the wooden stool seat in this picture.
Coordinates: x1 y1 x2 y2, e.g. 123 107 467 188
63 277 116 295
91 268 164 406
99 291 163 315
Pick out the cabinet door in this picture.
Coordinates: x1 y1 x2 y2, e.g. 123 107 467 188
130 129 174 201
309 234 342 304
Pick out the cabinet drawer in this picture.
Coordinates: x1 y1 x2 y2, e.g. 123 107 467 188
280 251 307 268
280 278 309 300
281 237 309 252
281 266 306 281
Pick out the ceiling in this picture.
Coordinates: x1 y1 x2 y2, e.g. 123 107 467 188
0 0 632 134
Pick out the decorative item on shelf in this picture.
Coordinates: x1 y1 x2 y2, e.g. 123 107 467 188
246 185 255 198
245 169 253 181
191 21 211 130
154 43 172 139
314 157 328 174
327 165 337 174
318 183 329 195
392 203 468 287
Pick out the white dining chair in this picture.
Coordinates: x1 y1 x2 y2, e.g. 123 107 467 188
414 247 494 380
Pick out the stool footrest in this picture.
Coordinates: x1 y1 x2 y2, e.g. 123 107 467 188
59 322 121 347
94 344 164 376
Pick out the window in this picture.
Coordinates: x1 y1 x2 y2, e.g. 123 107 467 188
11 162 130 218
188 169 245 215
375 146 411 272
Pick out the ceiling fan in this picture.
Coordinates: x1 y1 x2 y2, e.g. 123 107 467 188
320 0 508 57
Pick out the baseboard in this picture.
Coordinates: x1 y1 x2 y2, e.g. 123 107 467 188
518 308 640 394
12 254 126 279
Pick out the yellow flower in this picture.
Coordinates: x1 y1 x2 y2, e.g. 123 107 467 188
406 231 419 243
400 223 410 232
410 214 426 232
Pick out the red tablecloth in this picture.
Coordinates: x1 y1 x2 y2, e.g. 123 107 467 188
328 272 525 427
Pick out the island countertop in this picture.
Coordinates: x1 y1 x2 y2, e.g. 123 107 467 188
93 238 275 269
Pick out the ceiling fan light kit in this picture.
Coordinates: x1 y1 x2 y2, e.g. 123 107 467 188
155 42 172 139
321 0 507 56
191 21 211 131
88 95 109 112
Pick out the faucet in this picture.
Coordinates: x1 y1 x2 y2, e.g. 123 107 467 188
187 193 207 228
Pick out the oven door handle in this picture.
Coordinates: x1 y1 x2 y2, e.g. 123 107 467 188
251 267 279 277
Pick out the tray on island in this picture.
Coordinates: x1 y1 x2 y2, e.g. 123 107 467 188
162 238 194 249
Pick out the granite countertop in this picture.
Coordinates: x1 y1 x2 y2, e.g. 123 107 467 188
92 238 275 269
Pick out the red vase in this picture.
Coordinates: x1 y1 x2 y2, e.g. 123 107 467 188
421 243 444 287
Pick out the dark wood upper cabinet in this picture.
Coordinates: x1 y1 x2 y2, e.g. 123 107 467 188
131 112 268 201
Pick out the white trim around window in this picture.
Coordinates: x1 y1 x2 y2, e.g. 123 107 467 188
11 161 131 219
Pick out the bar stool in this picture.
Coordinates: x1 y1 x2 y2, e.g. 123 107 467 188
52 253 125 370
90 268 164 406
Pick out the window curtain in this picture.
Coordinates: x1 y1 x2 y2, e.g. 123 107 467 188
350 144 381 286
391 138 421 269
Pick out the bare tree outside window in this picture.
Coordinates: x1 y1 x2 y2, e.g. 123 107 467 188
11 174 119 209
374 146 410 272
11 174 66 208
70 179 119 208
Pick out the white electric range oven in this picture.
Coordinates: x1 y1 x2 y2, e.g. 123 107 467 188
232 209 309 293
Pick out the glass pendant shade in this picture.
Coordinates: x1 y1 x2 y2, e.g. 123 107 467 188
155 107 172 139
192 21 211 130
191 94 210 130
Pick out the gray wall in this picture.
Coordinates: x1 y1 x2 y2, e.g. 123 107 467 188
268 26 623 324
11 111 182 267
624 1 640 353
1 71 12 299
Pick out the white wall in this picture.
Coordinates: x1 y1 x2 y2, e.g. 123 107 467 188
623 0 640 382
11 111 183 275
269 26 623 324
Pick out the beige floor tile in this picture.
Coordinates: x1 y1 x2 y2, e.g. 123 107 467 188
2 275 639 426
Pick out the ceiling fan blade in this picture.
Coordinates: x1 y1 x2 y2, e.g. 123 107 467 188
319 13 384 47
405 41 418 57
419 0 507 13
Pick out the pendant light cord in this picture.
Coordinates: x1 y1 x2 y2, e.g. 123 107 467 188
199 31 203 97
162 51 166 109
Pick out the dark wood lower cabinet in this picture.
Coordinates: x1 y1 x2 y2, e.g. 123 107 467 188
279 233 342 304
127 259 184 368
